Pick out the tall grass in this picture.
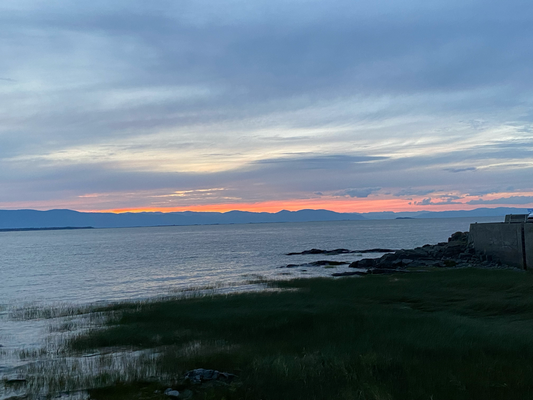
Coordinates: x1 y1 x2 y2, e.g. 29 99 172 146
11 268 533 399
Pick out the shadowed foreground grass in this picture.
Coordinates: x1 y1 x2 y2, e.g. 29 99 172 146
70 268 533 400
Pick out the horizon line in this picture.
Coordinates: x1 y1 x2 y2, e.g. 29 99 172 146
0 205 528 215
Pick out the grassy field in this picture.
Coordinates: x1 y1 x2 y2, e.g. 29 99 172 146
44 268 533 399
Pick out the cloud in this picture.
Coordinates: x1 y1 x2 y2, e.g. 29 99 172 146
414 196 462 206
335 187 382 198
444 167 476 173
0 0 533 210
466 186 516 196
467 196 533 205
394 188 437 197
253 155 386 168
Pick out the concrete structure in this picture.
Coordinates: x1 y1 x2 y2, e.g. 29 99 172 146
469 217 533 270
505 214 529 223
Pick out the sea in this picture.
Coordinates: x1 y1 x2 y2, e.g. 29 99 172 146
0 216 502 393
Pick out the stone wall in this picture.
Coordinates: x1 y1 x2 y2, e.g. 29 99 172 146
469 222 533 269
525 224 533 270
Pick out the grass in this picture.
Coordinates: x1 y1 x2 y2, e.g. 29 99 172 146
17 268 533 399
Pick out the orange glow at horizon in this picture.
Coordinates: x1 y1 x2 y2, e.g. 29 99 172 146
89 197 500 214
4 190 533 214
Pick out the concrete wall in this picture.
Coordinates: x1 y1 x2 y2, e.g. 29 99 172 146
525 224 533 270
469 222 527 269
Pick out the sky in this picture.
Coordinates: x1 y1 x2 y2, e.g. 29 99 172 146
1 0 532 213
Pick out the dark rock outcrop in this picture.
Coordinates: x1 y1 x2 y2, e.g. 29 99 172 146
347 231 509 274
286 248 352 255
287 248 396 256
310 260 348 266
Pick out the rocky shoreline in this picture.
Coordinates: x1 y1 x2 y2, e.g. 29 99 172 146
287 231 518 277
286 248 397 256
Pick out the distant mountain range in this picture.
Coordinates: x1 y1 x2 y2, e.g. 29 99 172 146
0 207 529 230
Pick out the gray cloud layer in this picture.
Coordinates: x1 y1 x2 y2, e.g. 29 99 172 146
467 196 533 205
0 0 532 209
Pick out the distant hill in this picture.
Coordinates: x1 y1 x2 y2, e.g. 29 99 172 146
0 209 365 229
0 207 528 230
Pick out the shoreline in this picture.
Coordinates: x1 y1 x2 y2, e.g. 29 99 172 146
4 267 531 400
1 228 528 400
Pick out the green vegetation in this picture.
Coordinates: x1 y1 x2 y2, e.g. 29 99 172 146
20 269 533 399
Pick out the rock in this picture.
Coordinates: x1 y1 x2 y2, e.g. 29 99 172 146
309 260 348 266
5 377 27 384
287 248 396 256
442 242 465 257
405 261 429 268
399 249 429 260
392 259 403 267
358 248 396 253
286 248 351 255
339 230 511 279
185 368 236 384
283 264 300 268
332 271 368 277
411 247 430 256
349 258 376 269
377 253 400 269
448 231 469 243
164 388 180 397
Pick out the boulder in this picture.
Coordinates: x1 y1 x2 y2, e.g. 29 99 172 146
377 253 401 269
349 258 376 269
164 388 180 397
448 231 469 243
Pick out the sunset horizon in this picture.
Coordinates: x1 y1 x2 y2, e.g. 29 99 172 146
1 1 532 212
3 195 532 215
2 1 533 396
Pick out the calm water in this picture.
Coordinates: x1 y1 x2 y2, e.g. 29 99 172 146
0 217 503 389
0 217 501 307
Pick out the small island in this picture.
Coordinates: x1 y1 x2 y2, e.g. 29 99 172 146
0 226 94 232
